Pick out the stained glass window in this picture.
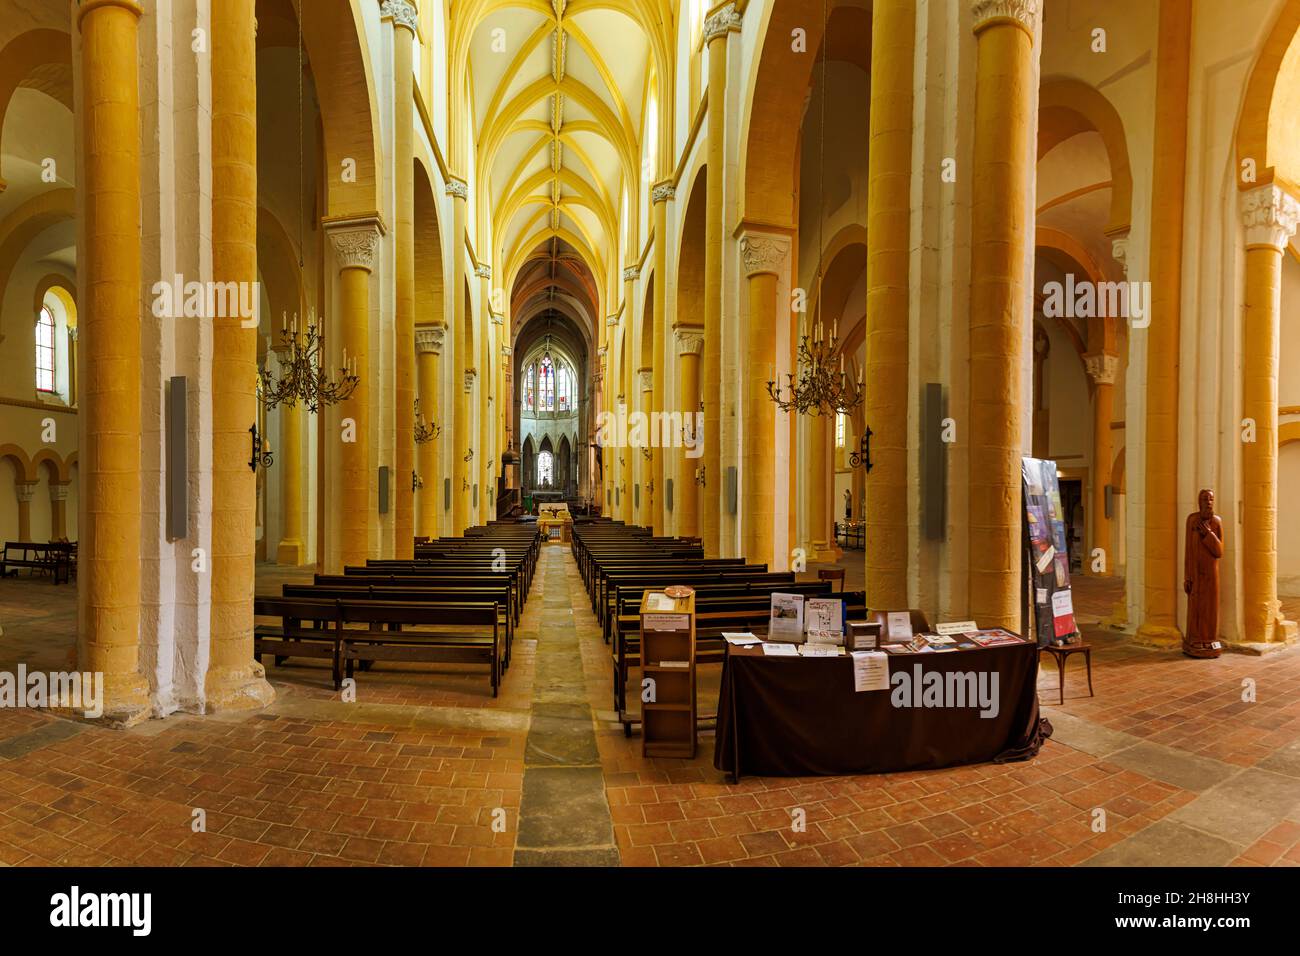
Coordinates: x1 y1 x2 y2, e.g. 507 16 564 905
557 366 571 412
524 363 535 410
540 356 555 411
537 450 553 486
36 306 55 392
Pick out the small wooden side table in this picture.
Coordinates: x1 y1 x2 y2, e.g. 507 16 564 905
1039 642 1093 705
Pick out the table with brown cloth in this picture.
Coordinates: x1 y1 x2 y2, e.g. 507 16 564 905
714 641 1051 781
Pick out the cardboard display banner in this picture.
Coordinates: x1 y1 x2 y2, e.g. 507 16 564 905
1022 457 1079 646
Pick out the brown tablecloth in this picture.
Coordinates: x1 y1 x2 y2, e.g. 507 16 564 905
714 642 1051 780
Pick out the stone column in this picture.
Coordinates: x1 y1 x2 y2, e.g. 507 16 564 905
274 344 305 565
605 315 619 516
477 265 494 524
206 0 274 711
448 177 471 535
740 233 788 566
387 0 419 558
966 0 1040 632
15 482 36 541
77 0 149 722
701 2 740 557
639 367 653 524
675 328 704 536
1136 0 1192 647
866 0 915 608
415 325 443 537
459 366 477 527
49 482 70 540
651 182 674 534
1240 183 1300 644
808 412 832 558
1083 352 1118 575
327 217 384 568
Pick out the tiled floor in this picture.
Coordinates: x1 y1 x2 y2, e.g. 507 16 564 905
1 552 1298 866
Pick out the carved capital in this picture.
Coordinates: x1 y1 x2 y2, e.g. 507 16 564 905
48 482 69 502
415 325 444 354
464 368 477 392
445 177 468 200
1083 352 1119 386
475 263 492 280
606 314 619 328
652 181 676 204
639 369 653 393
674 327 704 356
1241 183 1300 251
597 345 608 360
739 233 789 277
14 482 36 504
326 216 385 272
703 2 741 44
1110 235 1130 277
490 312 504 326
622 265 640 282
971 0 1040 35
501 344 513 357
380 0 419 33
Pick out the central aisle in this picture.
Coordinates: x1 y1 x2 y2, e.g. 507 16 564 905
512 545 620 864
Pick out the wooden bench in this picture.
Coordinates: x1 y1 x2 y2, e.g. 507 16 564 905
253 596 343 688
284 581 515 667
339 601 501 697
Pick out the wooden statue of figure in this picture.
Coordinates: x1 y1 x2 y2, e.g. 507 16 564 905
1183 488 1223 658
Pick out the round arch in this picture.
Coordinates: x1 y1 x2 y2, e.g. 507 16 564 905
1237 0 1300 188
1038 76 1134 234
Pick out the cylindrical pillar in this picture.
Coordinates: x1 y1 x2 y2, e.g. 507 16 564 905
476 267 494 526
15 482 36 541
327 218 383 568
207 0 274 710
808 412 831 557
275 347 305 565
966 0 1039 632
389 1 418 558
1085 352 1117 575
701 4 739 556
49 482 69 539
1240 183 1300 643
448 179 471 534
865 0 915 608
740 235 787 566
415 326 444 537
1136 0 1192 646
639 367 653 524
77 0 150 721
651 183 674 534
675 328 704 536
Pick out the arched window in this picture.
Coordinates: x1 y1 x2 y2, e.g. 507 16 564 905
537 450 554 487
35 306 55 392
557 365 571 412
524 362 535 410
540 355 555 411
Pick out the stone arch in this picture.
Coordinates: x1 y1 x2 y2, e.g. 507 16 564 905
257 206 305 322
1038 76 1134 234
675 165 707 323
0 444 34 483
31 448 69 484
299 0 382 218
414 158 445 329
0 28 72 189
638 271 655 373
1237 0 1300 188
738 0 846 228
0 189 75 345
557 433 572 493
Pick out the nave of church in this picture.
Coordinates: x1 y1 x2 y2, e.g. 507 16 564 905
1 0 1299 879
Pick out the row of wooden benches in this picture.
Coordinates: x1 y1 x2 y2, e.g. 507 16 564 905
253 526 542 696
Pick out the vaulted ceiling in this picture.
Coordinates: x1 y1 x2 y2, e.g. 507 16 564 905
466 0 667 345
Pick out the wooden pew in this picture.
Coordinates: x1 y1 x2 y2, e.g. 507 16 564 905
253 596 343 688
339 601 501 697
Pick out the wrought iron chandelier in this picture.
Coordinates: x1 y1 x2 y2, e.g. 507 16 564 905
258 312 359 415
414 398 440 444
766 320 863 416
